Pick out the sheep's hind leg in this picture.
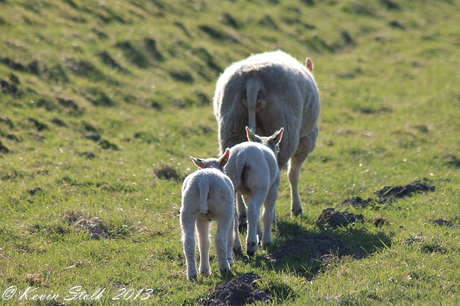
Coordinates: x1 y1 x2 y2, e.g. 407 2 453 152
288 127 318 217
196 218 212 276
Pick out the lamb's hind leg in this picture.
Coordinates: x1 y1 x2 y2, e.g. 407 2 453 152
221 135 247 232
288 126 318 217
227 219 234 267
232 208 243 256
236 194 247 233
196 218 211 276
245 192 267 256
215 217 232 275
261 180 280 250
181 214 198 279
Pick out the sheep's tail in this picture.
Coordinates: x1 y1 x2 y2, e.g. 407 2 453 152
246 78 262 131
199 181 209 215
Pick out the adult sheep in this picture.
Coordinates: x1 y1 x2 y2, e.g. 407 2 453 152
213 50 320 224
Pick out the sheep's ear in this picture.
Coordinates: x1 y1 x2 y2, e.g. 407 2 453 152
190 157 204 168
272 127 284 145
245 126 256 142
219 148 230 167
306 57 314 72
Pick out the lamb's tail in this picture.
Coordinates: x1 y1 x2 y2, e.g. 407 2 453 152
198 181 209 215
232 154 246 190
246 78 263 131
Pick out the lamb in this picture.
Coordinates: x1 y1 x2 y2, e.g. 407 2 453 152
180 149 242 279
213 50 320 228
225 126 284 256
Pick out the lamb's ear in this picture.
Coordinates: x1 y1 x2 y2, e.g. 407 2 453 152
245 126 256 142
219 148 230 167
190 157 204 168
306 57 314 72
272 127 284 145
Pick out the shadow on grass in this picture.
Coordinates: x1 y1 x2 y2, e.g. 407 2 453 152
244 219 391 280
182 220 391 304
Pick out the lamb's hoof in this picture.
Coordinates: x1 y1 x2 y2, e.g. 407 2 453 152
233 247 244 258
247 241 257 257
200 269 211 276
238 222 247 233
262 242 271 251
291 209 303 217
187 272 198 280
219 268 230 275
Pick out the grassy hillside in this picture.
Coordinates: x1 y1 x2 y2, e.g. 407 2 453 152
1 0 460 304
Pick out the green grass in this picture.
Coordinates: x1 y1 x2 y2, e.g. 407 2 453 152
1 0 460 304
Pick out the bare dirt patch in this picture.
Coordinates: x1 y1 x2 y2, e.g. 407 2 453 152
443 154 460 168
432 218 456 227
375 180 435 200
58 97 79 111
98 139 120 150
51 118 67 127
29 187 43 196
28 118 49 131
83 133 101 141
0 140 9 154
96 50 128 73
76 217 108 240
77 151 96 159
339 196 371 208
6 134 21 142
316 208 364 228
1 79 22 96
340 180 436 208
373 216 390 227
25 273 45 286
203 272 270 306
155 165 180 181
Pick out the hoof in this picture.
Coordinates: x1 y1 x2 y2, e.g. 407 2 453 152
200 269 211 276
219 268 230 275
291 209 303 217
238 222 247 233
187 273 198 280
247 241 257 257
262 242 271 251
233 247 244 257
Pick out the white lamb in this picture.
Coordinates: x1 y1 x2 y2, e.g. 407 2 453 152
225 126 284 256
213 50 320 229
180 149 241 279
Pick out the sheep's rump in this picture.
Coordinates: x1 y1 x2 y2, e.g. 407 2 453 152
213 50 320 169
